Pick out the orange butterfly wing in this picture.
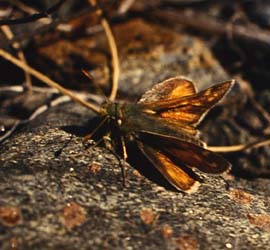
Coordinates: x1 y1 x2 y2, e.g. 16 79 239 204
138 131 231 174
134 77 233 192
139 76 196 103
140 78 234 127
137 141 200 193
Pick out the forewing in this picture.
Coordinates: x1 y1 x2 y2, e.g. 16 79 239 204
137 142 200 193
141 80 234 126
139 131 231 174
139 76 196 104
162 119 199 136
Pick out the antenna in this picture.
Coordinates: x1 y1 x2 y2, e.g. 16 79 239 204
81 69 109 102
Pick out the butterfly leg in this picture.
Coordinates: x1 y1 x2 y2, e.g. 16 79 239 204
101 134 127 188
83 116 108 143
120 135 128 187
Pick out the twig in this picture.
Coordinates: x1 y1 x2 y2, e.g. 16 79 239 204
3 7 102 46
1 25 32 90
0 48 102 114
8 0 52 27
207 139 270 153
9 0 41 15
88 0 120 101
0 85 104 104
0 95 71 143
151 9 270 48
9 0 76 32
0 5 12 18
118 0 135 15
0 120 21 143
102 19 120 101
0 0 67 26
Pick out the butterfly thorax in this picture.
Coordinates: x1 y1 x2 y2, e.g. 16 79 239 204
102 102 141 133
102 102 204 146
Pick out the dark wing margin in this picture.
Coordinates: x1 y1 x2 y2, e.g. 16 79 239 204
137 141 200 193
138 131 231 174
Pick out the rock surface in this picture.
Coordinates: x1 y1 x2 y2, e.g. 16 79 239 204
1 101 270 250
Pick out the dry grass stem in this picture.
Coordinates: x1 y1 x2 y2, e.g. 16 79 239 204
0 49 101 114
88 0 120 101
1 25 32 89
207 139 270 153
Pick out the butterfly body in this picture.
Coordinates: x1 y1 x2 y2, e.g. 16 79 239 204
103 102 203 145
101 77 234 193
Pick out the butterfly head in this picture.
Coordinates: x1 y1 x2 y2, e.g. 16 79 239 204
101 102 124 127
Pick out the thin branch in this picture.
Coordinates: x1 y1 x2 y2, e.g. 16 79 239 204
9 0 40 15
118 0 135 15
0 48 102 114
4 7 100 46
0 120 21 143
0 95 71 143
152 9 270 48
1 25 32 89
207 139 270 153
88 0 120 101
0 85 104 104
103 19 120 101
8 0 53 27
102 18 120 101
0 0 67 26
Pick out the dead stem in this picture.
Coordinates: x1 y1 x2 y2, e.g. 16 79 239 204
152 9 270 48
0 85 104 105
9 0 38 15
9 0 69 29
0 49 102 114
118 0 135 15
0 95 71 143
207 139 270 153
0 0 66 26
1 25 32 90
88 0 120 101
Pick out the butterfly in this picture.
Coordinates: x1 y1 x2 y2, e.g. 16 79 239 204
100 76 235 193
